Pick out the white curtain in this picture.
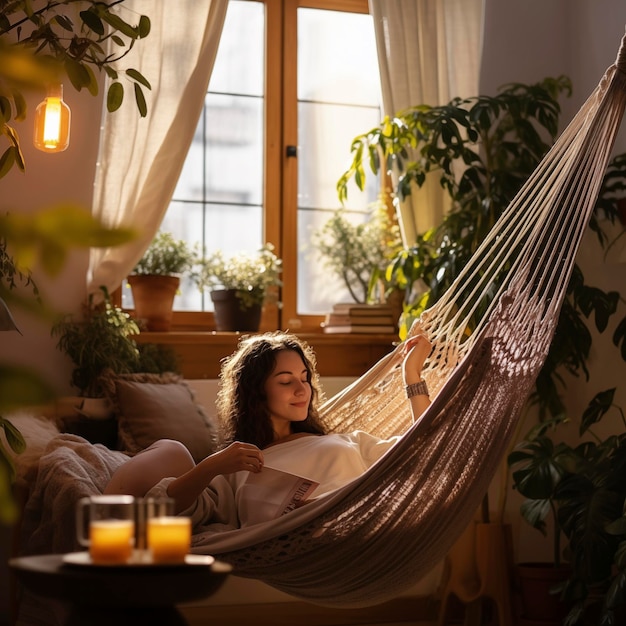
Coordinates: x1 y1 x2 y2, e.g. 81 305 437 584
88 0 229 297
369 0 485 244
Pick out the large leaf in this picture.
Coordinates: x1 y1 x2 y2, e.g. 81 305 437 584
79 9 105 35
0 206 136 277
509 437 570 499
126 68 151 90
107 82 124 113
557 474 624 583
0 416 26 455
0 296 21 333
134 83 147 118
580 389 616 435
613 315 626 361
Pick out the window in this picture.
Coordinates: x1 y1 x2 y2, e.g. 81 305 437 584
138 0 381 331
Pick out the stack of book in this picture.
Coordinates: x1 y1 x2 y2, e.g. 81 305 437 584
321 303 397 334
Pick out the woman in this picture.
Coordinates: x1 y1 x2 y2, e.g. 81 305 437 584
105 331 432 528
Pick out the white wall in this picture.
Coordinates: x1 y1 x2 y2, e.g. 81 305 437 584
481 0 626 153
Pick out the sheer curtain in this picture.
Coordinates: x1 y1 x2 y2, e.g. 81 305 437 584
88 0 228 297
369 0 485 244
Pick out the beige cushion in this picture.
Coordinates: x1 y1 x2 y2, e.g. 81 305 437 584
103 372 219 463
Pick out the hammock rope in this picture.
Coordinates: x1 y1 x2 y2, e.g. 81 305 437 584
191 30 626 608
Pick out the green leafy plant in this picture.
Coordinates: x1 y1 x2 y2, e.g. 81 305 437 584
52 286 179 397
132 231 198 276
0 210 136 524
337 76 626 419
1 1 149 523
508 392 626 624
310 201 402 304
194 243 282 310
0 0 151 178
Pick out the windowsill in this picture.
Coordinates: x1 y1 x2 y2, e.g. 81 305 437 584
135 331 398 379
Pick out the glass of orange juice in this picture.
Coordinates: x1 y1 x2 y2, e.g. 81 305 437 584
76 495 135 564
146 516 191 564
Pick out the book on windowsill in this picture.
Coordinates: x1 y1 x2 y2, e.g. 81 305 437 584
323 312 396 326
245 466 319 518
321 323 397 334
331 302 394 317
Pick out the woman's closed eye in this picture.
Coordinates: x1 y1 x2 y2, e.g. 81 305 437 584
279 378 309 386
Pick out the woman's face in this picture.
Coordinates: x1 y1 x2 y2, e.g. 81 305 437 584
264 349 311 437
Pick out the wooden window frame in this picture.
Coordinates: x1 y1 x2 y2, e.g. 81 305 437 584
143 0 375 338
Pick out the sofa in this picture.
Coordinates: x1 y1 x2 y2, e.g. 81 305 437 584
4 375 441 626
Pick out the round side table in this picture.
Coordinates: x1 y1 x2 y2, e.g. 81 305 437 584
10 553 232 626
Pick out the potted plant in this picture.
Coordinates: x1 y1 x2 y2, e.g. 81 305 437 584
310 200 403 308
338 75 626 417
193 243 282 331
508 392 626 625
52 286 179 399
338 76 626 624
127 231 198 331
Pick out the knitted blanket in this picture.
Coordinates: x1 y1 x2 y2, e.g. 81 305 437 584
19 434 129 555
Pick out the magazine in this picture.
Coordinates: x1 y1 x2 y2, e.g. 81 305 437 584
245 465 319 518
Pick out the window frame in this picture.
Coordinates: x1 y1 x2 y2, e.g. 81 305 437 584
164 0 374 333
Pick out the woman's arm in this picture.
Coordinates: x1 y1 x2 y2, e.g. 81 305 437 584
167 442 264 512
402 334 432 422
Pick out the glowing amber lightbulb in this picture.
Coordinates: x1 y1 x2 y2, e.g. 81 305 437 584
33 85 71 153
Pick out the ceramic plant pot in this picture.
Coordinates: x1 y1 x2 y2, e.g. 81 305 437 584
516 562 572 625
128 274 180 332
210 289 262 332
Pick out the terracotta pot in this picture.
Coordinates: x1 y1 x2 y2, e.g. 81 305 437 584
127 274 180 331
516 562 572 624
210 289 261 332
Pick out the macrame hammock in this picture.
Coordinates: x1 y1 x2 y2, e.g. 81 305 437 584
193 31 626 608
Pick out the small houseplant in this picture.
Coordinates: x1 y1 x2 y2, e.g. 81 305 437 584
52 286 179 398
127 231 198 331
193 243 282 331
508 391 626 625
310 201 402 305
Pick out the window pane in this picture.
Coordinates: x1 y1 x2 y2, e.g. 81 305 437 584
298 9 380 105
298 101 380 211
299 209 371 314
209 1 264 97
204 93 264 207
297 8 381 314
165 0 265 312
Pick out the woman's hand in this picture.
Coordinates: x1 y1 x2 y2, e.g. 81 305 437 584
402 334 433 423
402 334 432 386
166 442 264 512
210 442 264 474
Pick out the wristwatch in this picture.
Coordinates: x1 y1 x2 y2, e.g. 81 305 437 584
405 380 429 398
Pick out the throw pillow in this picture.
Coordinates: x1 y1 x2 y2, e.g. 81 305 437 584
102 372 219 463
53 396 118 448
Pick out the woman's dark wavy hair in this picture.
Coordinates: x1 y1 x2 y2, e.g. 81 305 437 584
217 332 327 449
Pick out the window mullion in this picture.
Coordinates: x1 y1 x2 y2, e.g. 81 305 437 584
279 0 301 329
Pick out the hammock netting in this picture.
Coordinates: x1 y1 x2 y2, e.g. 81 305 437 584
194 31 626 608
